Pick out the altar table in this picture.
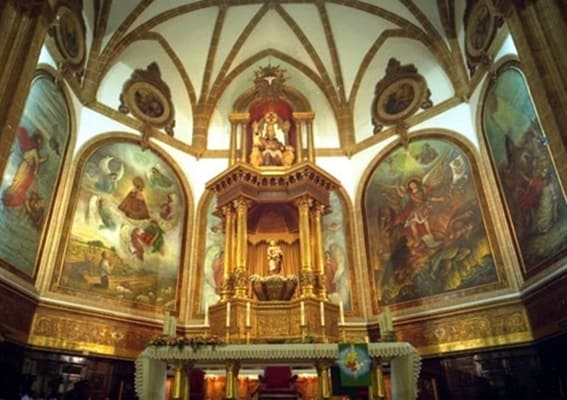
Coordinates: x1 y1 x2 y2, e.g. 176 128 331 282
135 342 421 400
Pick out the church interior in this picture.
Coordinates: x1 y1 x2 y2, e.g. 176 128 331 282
1 0 567 399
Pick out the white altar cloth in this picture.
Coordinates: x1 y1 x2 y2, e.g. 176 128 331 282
135 342 421 399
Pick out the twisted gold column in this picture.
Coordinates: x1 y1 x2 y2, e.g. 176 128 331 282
233 198 250 298
221 204 235 302
312 203 327 300
296 196 315 297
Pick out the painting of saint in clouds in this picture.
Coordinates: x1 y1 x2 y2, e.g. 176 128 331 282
482 64 567 273
57 143 185 311
365 139 497 305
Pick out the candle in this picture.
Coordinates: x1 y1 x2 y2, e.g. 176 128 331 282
163 311 170 335
246 301 251 327
378 313 385 334
226 301 231 328
204 302 209 326
300 301 305 326
385 306 393 331
339 301 345 325
320 301 325 327
169 315 177 336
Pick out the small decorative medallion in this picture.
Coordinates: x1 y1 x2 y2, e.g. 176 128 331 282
49 3 86 73
119 63 175 136
464 0 504 75
371 58 432 134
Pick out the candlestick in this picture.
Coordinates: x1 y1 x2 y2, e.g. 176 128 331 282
163 311 170 335
339 300 345 325
300 301 305 326
384 306 393 331
320 301 325 327
246 301 251 327
378 313 385 334
169 315 177 336
226 301 231 328
204 302 209 326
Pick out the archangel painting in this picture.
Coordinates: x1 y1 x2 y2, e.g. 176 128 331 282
322 191 352 311
0 70 71 276
56 142 185 311
482 63 567 273
364 139 497 306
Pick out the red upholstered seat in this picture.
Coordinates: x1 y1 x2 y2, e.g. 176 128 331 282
189 368 206 400
253 366 302 399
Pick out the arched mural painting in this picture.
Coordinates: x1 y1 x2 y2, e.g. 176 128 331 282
322 190 352 311
55 142 185 311
482 62 567 273
200 196 224 312
0 70 71 277
364 138 497 306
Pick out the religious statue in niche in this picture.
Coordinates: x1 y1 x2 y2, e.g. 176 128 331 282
249 110 295 167
267 240 284 274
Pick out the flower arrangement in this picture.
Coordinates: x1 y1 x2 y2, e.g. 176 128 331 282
148 334 224 351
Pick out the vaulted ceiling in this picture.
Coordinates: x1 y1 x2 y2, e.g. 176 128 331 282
79 0 471 157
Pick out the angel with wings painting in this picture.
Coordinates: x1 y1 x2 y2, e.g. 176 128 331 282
369 141 497 304
392 176 445 250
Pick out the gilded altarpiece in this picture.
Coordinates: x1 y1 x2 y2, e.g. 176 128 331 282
481 62 567 274
54 142 186 312
364 138 498 307
0 69 71 277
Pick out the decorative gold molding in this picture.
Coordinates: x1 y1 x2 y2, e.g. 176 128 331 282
29 308 154 358
396 303 533 355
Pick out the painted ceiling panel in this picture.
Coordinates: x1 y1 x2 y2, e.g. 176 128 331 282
154 7 219 98
211 4 263 84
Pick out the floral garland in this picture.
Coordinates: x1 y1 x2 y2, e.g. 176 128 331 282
148 334 224 351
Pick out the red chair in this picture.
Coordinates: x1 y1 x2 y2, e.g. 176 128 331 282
253 366 302 399
189 368 206 400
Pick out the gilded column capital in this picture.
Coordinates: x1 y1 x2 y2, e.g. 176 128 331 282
233 197 252 210
221 203 235 216
294 196 313 210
